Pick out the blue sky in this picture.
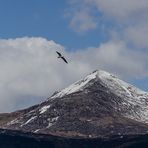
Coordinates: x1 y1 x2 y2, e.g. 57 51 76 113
0 0 108 49
0 0 147 112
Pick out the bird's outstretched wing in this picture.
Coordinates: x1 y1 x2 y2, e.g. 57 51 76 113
61 57 68 64
56 51 62 56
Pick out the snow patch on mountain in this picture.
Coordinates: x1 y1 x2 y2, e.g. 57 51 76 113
7 118 19 126
47 116 59 128
39 105 51 114
51 71 97 98
21 116 37 127
25 116 37 125
34 129 40 133
97 70 147 98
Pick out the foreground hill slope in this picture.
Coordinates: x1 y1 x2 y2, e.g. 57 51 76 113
1 129 148 148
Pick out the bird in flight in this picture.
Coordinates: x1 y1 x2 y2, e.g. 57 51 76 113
56 51 68 64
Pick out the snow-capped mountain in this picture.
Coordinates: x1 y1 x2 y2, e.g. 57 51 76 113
0 70 148 138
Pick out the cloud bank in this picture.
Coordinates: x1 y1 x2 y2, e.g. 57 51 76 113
0 37 147 112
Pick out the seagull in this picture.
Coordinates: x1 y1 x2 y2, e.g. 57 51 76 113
56 51 68 64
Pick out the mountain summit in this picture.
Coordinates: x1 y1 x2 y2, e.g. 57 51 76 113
0 70 148 138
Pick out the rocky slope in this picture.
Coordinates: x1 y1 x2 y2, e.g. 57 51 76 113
0 70 148 138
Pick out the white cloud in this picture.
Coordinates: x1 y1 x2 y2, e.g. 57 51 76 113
72 40 148 78
89 0 148 21
0 37 147 112
65 1 98 33
124 23 148 49
0 37 91 112
66 0 148 49
69 9 97 33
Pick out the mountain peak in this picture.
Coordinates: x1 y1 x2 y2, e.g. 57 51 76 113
1 69 148 138
50 69 118 99
51 69 147 99
51 70 98 99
